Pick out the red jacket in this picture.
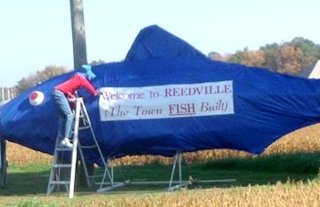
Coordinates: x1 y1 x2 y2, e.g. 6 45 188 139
55 73 97 97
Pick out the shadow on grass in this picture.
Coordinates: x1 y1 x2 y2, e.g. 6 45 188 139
1 152 320 196
0 168 50 196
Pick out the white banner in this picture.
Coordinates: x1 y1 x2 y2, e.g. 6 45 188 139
99 81 234 121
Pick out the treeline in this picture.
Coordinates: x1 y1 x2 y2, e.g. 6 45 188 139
16 65 68 94
209 37 320 75
15 60 106 95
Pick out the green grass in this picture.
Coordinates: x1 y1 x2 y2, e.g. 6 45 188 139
1 152 320 206
201 152 320 174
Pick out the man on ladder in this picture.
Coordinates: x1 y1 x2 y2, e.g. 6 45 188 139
51 64 98 148
49 64 99 197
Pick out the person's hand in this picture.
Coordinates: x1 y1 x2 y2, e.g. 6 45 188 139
96 89 104 96
67 93 76 102
67 97 76 102
95 88 106 99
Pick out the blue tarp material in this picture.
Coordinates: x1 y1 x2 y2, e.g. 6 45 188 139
1 25 320 163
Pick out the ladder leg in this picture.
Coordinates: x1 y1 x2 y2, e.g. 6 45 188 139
68 98 81 198
78 143 94 188
47 135 60 196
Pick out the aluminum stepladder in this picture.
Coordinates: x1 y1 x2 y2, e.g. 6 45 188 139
47 97 113 198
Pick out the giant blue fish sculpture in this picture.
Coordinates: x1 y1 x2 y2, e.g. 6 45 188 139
1 25 320 162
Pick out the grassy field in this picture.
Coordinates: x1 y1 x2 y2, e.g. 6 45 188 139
2 124 320 206
2 152 320 206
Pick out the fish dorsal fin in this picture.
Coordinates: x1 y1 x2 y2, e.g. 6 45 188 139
125 25 205 61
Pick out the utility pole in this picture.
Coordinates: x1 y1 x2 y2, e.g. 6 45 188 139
70 0 87 69
69 0 93 186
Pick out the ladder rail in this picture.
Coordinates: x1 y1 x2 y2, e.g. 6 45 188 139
79 101 107 165
68 98 81 198
79 100 114 187
77 141 93 188
47 132 70 195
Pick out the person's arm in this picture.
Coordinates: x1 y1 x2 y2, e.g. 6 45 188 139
80 76 97 96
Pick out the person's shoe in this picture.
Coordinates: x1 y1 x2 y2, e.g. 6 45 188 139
60 138 73 148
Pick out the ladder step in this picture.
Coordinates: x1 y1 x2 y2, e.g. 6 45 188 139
53 164 72 168
88 175 103 179
80 145 97 149
49 181 70 185
56 147 73 151
79 126 90 130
